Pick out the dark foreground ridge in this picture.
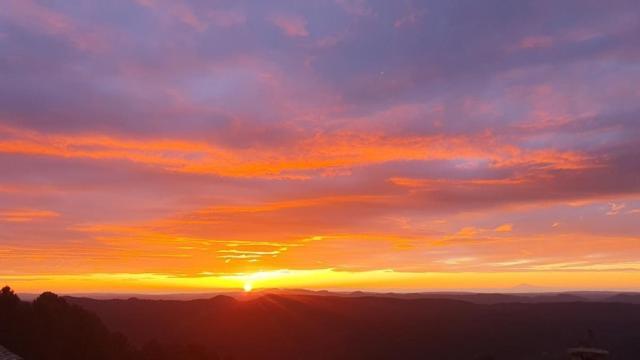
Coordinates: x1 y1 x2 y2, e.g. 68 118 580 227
0 287 218 360
3 286 640 359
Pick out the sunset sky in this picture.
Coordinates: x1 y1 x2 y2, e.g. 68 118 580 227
1 0 639 293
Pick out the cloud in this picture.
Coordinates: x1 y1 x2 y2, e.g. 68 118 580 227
0 0 108 52
394 8 427 28
0 122 599 181
208 9 246 28
335 0 374 17
494 224 513 233
268 13 309 37
0 209 59 222
607 202 626 215
455 227 478 238
134 0 245 31
515 36 555 50
134 0 204 30
315 31 349 49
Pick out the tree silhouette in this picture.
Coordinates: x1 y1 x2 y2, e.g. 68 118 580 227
0 286 219 360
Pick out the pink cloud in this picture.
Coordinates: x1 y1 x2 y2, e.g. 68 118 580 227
607 202 626 216
170 2 206 31
135 0 245 31
137 0 206 31
0 0 108 52
315 32 348 48
394 9 427 28
335 0 374 17
494 224 513 233
516 36 554 49
0 209 59 222
208 9 246 28
269 13 309 37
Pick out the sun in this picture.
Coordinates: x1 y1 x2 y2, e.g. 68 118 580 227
243 282 253 292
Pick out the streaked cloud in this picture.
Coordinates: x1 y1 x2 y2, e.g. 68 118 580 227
335 0 374 17
0 209 59 222
607 202 626 216
1 0 108 52
516 36 554 50
494 224 514 233
394 7 427 28
208 9 246 28
268 13 309 37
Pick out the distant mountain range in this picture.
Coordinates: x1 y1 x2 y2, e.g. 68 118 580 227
66 291 640 359
4 287 640 359
17 288 640 303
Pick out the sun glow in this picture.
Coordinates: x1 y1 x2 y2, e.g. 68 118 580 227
4 269 640 294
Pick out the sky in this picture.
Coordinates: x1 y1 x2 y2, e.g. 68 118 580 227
1 0 639 293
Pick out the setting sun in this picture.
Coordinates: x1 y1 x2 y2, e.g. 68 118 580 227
243 282 253 293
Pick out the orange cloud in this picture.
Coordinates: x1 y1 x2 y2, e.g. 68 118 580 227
389 177 529 189
188 194 386 216
0 124 593 179
0 209 59 222
494 223 513 232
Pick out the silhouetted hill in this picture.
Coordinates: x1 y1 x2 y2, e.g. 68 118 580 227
5 285 640 359
67 293 640 359
0 287 219 360
604 293 640 304
0 287 137 360
17 288 637 304
354 292 589 304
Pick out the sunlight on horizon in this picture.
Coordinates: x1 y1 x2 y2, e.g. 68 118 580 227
0 0 639 295
4 268 640 294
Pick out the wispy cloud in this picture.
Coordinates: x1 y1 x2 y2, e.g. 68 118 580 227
394 8 427 28
268 13 309 37
515 35 554 50
494 224 513 233
607 202 626 216
134 0 245 30
335 0 374 17
1 0 108 52
0 209 59 222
